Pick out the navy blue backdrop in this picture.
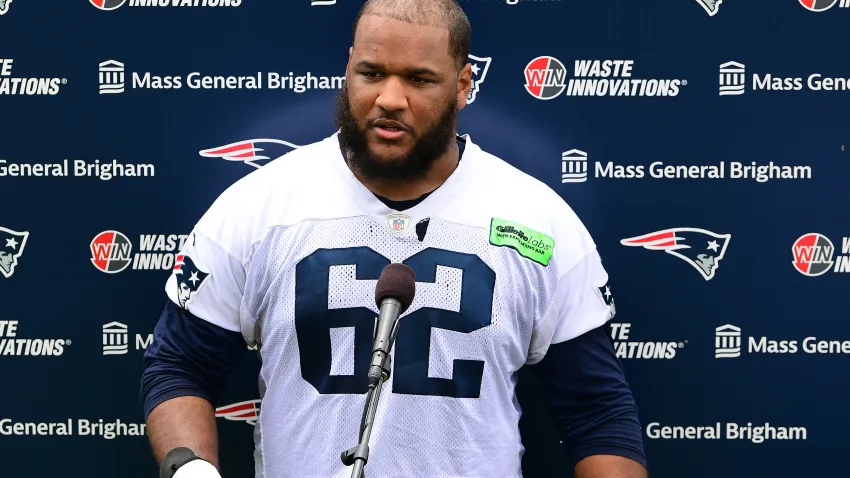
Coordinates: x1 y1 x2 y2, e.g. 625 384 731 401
2 0 849 477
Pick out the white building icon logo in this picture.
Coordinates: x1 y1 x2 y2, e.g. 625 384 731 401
102 321 129 355
562 149 588 183
719 61 746 96
99 60 125 95
715 324 741 358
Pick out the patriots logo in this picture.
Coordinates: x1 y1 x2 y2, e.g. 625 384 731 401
595 284 616 320
215 399 262 426
621 227 731 281
173 252 210 309
0 0 13 15
0 227 28 279
199 138 302 169
696 0 722 16
466 54 491 105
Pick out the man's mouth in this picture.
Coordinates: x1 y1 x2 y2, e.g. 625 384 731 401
372 120 409 140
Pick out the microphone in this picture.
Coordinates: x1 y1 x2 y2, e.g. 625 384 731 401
341 263 415 477
369 263 416 385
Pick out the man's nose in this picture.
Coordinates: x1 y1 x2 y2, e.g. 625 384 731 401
374 76 409 112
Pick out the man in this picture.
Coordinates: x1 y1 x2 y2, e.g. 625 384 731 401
140 1 647 477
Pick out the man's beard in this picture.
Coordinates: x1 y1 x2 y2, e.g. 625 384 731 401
333 85 457 182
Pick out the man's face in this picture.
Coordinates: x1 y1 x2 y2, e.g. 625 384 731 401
334 14 471 181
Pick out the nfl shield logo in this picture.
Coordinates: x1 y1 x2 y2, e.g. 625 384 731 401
386 213 412 234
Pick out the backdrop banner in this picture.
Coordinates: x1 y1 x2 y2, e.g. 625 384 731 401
1 1 848 477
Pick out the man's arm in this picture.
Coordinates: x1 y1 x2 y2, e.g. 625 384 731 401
146 396 219 468
575 455 647 478
140 299 248 470
528 323 647 478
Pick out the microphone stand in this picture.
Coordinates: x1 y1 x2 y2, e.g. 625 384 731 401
340 298 402 478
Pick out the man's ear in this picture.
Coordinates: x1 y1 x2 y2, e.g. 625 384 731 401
456 62 472 110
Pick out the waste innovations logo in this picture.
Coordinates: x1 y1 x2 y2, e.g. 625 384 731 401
89 231 190 273
791 233 850 276
0 320 71 357
0 59 67 96
718 61 850 95
0 417 146 439
798 0 849 11
609 323 687 360
97 59 343 93
525 58 686 100
89 0 242 10
0 227 28 279
695 0 722 16
0 0 13 15
559 148 811 184
620 228 731 281
716 324 850 358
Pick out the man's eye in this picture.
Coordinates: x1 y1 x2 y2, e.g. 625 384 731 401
361 72 381 78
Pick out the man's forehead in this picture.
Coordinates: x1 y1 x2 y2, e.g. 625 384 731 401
354 15 449 54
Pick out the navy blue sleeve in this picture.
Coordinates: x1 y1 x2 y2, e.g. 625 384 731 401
140 298 248 420
528 323 647 470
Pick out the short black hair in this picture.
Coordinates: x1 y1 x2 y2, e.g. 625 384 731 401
352 0 471 72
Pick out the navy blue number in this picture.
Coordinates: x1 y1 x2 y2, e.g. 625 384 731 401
395 248 495 398
294 247 495 399
295 247 389 394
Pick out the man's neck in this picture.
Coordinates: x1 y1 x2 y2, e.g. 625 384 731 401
346 140 461 202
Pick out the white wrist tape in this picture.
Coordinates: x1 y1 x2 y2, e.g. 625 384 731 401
172 459 222 478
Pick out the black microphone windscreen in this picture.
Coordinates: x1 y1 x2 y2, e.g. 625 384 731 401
375 263 416 314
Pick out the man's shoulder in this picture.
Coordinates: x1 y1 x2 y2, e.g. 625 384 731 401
191 133 339 255
463 140 597 271
469 140 565 207
239 134 335 187
211 134 335 205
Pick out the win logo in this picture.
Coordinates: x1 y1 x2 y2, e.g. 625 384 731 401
524 56 567 100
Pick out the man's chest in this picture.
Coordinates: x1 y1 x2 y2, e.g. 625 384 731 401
244 216 558 389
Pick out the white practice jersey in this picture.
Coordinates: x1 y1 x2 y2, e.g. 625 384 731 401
164 132 614 478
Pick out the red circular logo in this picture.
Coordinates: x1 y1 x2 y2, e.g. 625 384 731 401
798 0 838 12
791 233 834 277
524 56 567 101
90 0 127 11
